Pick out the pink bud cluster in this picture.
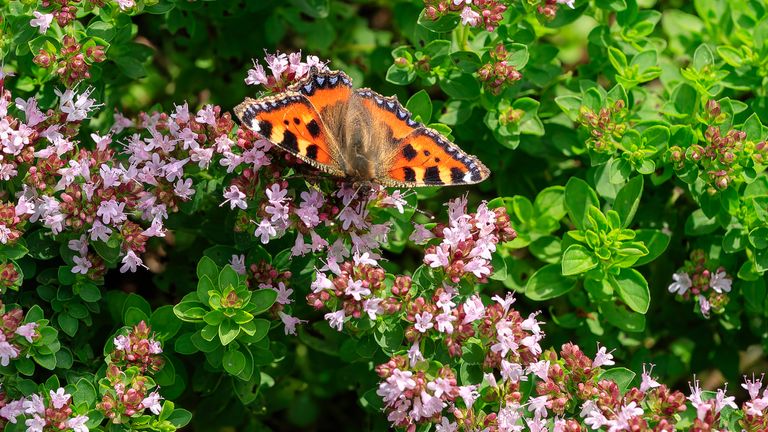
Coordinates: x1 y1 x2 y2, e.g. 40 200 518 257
667 249 732 318
537 0 576 20
669 100 767 192
97 364 163 423
33 34 106 86
0 387 88 432
477 44 524 96
98 321 165 423
423 0 507 31
109 321 164 374
577 100 628 153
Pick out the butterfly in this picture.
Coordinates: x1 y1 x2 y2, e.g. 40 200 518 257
233 68 490 189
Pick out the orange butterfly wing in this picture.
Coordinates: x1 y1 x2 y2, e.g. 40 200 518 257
289 69 353 113
356 89 490 187
234 93 343 176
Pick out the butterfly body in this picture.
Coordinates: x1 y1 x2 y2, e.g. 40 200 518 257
234 69 489 188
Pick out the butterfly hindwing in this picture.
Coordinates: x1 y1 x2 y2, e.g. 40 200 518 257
233 93 344 176
386 127 490 186
355 88 490 187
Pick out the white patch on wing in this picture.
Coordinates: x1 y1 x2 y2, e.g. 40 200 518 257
463 171 473 183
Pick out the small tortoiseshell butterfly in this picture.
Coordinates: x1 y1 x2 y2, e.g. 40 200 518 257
233 68 490 188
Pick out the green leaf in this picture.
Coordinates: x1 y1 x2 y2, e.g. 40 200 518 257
692 44 715 70
92 238 121 265
218 265 240 290
599 368 636 392
601 302 646 332
223 349 246 376
685 209 719 236
565 178 599 230
124 306 150 326
0 241 29 260
613 176 643 227
450 51 481 73
611 268 650 313
526 264 577 300
75 282 101 303
406 90 432 123
150 305 182 340
562 244 599 276
439 73 481 100
219 319 240 345
386 64 415 85
632 230 670 266
250 289 278 315
723 229 747 253
197 275 215 304
197 256 219 281
749 227 768 249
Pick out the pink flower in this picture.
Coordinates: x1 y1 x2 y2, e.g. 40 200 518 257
592 344 615 368
311 271 334 293
230 254 246 275
557 0 575 8
640 364 661 392
325 310 345 331
409 224 434 243
0 334 19 366
221 185 247 210
113 335 130 351
30 11 54 33
381 190 407 213
15 322 38 343
120 250 147 273
273 282 293 304
72 255 92 275
668 272 691 295
363 297 383 320
245 61 269 86
278 311 305 335
195 105 217 126
460 6 481 26
0 399 26 423
141 391 163 415
66 415 89 432
174 178 195 200
254 219 276 244
709 270 732 293
23 393 44 415
25 414 46 432
462 295 485 323
407 342 424 367
116 0 135 10
414 312 434 333
49 388 71 409
435 312 456 333
345 278 371 301
424 244 450 268
97 199 127 225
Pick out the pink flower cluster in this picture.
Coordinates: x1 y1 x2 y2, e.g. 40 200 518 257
0 303 40 367
0 387 88 432
477 44 524 96
109 321 164 374
244 50 328 92
417 197 516 283
423 0 507 31
98 321 165 423
667 249 732 318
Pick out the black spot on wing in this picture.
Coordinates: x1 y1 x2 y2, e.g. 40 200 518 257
450 168 465 183
402 144 417 161
307 119 321 138
282 130 299 153
259 121 273 139
424 166 442 184
403 167 416 182
293 117 300 125
306 144 319 160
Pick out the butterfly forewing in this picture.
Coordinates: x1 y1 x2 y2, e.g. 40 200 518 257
233 93 344 175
